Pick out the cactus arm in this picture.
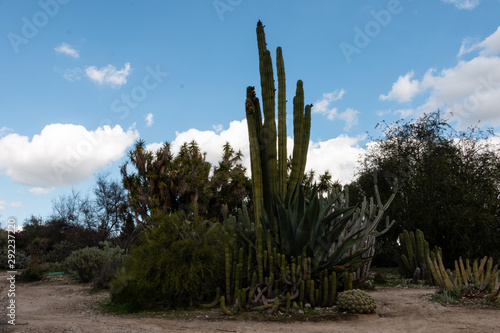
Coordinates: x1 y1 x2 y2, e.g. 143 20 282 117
276 46 287 199
245 86 264 225
286 80 305 202
220 296 232 315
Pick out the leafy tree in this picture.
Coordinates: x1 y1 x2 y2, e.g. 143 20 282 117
352 111 500 265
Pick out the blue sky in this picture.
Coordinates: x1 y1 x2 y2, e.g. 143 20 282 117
1 0 500 227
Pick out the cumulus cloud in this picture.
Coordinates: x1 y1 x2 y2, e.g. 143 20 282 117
441 0 481 10
380 26 500 128
85 63 132 87
312 89 359 130
305 134 366 184
0 201 5 211
145 113 154 127
152 119 366 184
55 43 79 58
379 71 421 103
0 124 139 187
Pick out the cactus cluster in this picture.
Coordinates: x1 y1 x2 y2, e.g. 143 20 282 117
336 289 376 314
427 253 499 299
397 229 441 283
214 222 352 314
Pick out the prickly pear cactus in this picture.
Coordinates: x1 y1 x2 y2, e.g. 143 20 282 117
336 289 376 314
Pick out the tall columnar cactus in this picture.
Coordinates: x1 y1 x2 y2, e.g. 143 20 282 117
396 228 440 283
245 21 312 232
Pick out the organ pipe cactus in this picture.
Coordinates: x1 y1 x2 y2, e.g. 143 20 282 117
245 21 312 233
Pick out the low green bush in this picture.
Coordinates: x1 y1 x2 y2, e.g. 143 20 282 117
110 212 224 310
17 265 47 282
64 242 124 285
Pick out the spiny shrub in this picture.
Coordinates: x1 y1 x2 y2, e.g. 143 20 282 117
110 212 225 310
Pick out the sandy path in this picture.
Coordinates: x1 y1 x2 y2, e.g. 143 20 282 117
2 271 499 333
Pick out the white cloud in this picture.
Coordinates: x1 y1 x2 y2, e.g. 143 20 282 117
0 127 14 138
313 89 345 119
10 201 23 209
165 119 366 185
146 142 164 154
0 124 139 187
213 124 223 133
55 43 79 58
458 26 500 57
85 63 132 87
312 89 359 130
171 120 250 168
145 113 154 127
380 71 421 103
29 187 55 195
338 108 360 131
0 200 24 210
306 134 367 184
63 67 83 82
442 0 481 10
380 26 500 128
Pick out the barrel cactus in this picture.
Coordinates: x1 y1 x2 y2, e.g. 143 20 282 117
336 289 376 314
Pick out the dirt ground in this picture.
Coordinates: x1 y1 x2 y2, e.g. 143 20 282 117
1 271 499 333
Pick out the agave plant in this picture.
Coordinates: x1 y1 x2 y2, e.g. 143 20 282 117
261 184 370 274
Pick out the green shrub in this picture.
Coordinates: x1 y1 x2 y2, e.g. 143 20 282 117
64 247 107 282
110 212 224 310
17 265 47 282
92 242 125 289
64 243 125 286
0 247 30 269
43 240 78 263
